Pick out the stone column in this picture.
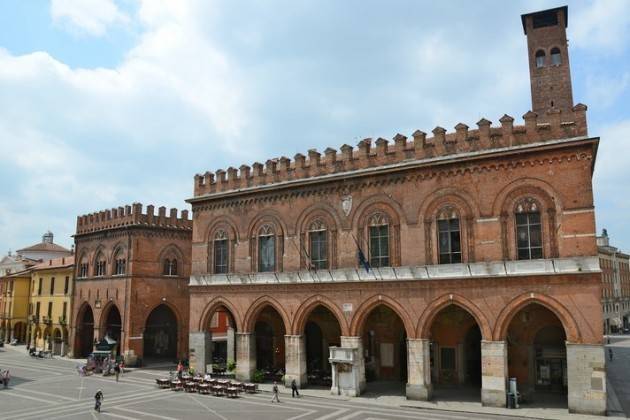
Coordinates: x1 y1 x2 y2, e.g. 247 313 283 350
341 336 366 394
236 332 256 382
227 327 235 365
406 338 432 400
284 335 307 387
189 332 211 374
481 340 507 407
566 343 606 415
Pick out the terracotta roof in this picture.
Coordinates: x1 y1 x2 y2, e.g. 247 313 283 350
31 256 75 270
17 242 71 253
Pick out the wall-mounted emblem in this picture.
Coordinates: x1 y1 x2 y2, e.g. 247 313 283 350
341 195 352 217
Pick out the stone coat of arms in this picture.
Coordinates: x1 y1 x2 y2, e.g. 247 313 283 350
341 195 352 217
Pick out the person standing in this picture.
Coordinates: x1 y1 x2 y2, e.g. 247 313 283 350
291 379 300 398
271 381 280 403
114 362 121 382
609 348 614 362
177 361 183 380
94 389 104 412
2 370 10 389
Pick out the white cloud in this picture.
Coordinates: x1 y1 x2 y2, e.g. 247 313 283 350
572 0 630 53
50 0 130 36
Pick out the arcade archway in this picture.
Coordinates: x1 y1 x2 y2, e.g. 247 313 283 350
361 305 408 395
144 304 178 361
506 303 567 406
428 304 482 402
76 305 94 357
102 305 122 344
254 306 286 381
206 305 238 370
303 305 341 387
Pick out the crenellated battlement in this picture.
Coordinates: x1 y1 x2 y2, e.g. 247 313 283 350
76 203 192 235
193 105 588 197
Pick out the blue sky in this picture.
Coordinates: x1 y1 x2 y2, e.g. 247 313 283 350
0 0 629 253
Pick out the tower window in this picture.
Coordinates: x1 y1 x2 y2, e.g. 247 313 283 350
535 50 545 68
550 47 561 65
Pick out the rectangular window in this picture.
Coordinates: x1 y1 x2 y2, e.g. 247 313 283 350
369 225 390 268
64 276 69 294
516 212 543 260
438 219 462 264
35 302 40 318
258 235 276 272
28 303 32 315
214 239 229 274
310 230 328 270
62 302 67 322
47 302 52 318
50 277 55 295
38 278 42 296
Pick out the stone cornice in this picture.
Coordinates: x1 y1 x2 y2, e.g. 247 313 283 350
189 256 599 287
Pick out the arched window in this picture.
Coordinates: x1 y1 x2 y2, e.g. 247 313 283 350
94 253 106 277
163 259 178 276
535 50 545 68
79 255 89 278
113 249 126 276
258 224 276 272
368 213 390 268
308 219 328 270
437 207 462 264
213 230 229 274
515 198 543 260
550 47 561 65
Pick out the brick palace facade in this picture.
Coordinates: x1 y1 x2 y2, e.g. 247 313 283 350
185 6 606 415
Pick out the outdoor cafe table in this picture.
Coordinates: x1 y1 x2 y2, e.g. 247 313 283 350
243 383 257 393
226 387 239 398
156 378 170 389
197 383 210 395
184 382 197 393
170 380 183 391
211 385 225 396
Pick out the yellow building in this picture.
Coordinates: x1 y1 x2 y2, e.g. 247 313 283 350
0 270 31 343
28 256 74 355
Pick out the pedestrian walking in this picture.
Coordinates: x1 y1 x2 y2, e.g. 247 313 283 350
177 361 184 380
114 362 120 382
94 389 104 412
609 348 613 361
2 370 10 389
271 381 280 403
291 379 300 398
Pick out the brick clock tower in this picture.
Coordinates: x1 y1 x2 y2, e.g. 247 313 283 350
521 6 574 117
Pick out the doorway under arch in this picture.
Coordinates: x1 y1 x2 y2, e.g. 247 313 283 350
254 306 286 382
429 304 482 402
76 305 94 357
361 305 408 396
507 303 567 406
143 304 178 362
304 305 341 387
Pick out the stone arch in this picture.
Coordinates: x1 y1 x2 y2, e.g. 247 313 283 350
247 210 289 239
417 187 479 223
350 193 406 227
493 292 581 342
198 296 243 332
349 294 415 338
492 179 561 260
141 300 184 333
99 301 122 342
417 293 492 340
295 205 340 270
291 295 349 336
109 241 127 263
243 295 292 333
205 216 240 243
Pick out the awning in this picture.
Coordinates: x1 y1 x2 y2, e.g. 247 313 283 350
610 317 622 327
